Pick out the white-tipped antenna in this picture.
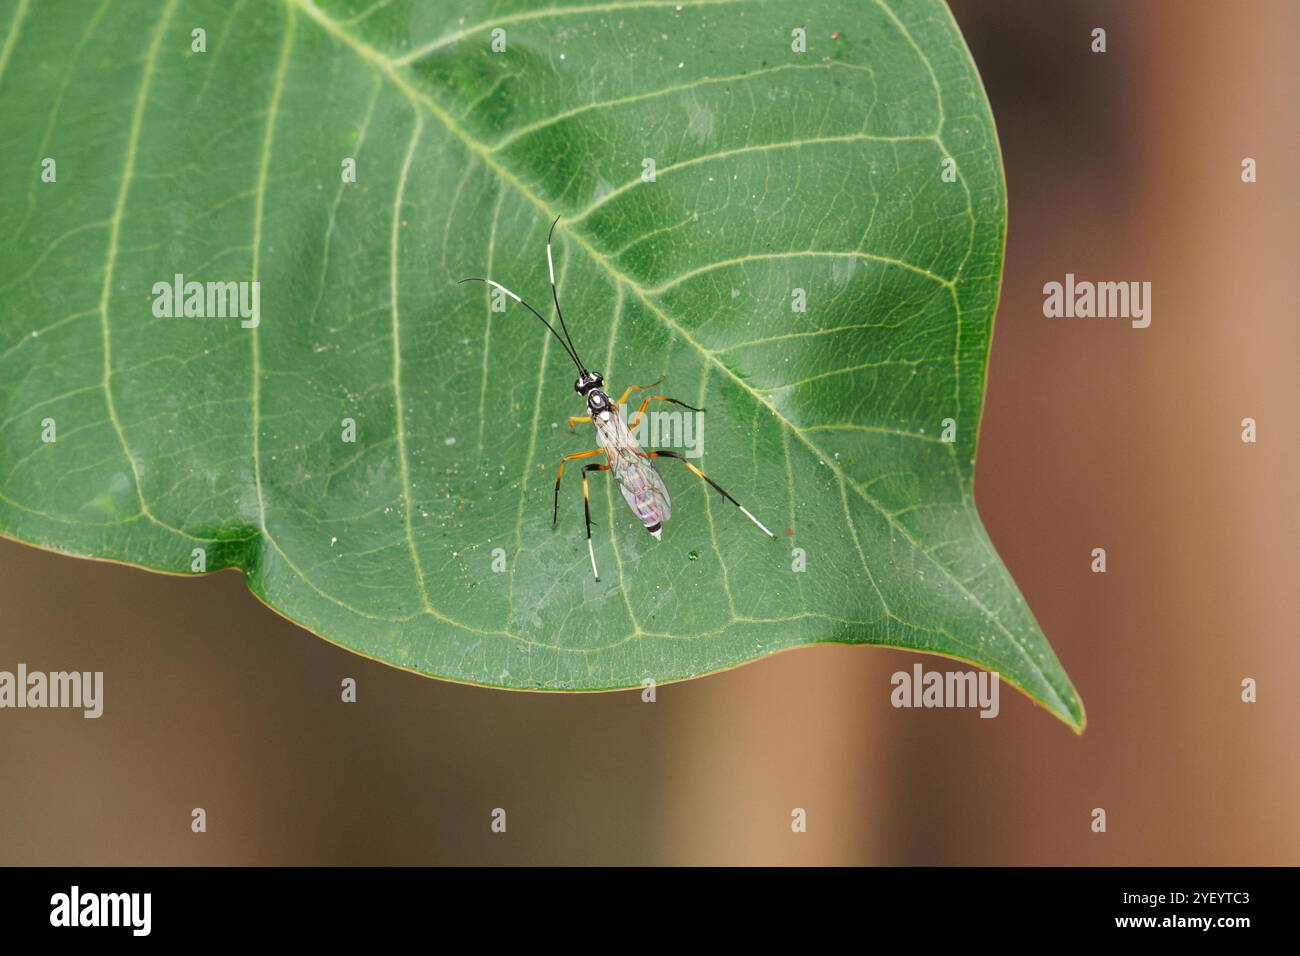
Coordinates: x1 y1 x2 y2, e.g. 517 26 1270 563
485 278 520 302
739 505 775 538
588 538 600 579
546 215 585 372
456 275 584 371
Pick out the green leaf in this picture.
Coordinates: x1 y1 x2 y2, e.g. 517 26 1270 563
0 0 1084 730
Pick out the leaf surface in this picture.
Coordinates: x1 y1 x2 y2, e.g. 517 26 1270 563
0 0 1083 729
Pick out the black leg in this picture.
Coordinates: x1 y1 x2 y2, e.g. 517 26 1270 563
582 463 610 578
644 450 773 538
656 396 704 413
554 450 602 528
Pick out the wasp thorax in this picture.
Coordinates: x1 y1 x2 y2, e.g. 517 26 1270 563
587 389 611 415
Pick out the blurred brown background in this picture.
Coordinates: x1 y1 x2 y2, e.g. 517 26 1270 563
2 0 1297 865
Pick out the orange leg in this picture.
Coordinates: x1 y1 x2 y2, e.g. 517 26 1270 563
554 449 603 527
567 415 591 432
614 378 663 408
628 394 705 432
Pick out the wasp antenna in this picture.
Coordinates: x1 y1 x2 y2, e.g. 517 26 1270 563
457 276 518 301
546 216 561 284
458 275 584 371
739 505 775 538
544 217 587 374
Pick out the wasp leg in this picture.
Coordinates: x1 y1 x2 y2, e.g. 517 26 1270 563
628 395 705 432
567 415 592 433
554 449 603 527
643 450 774 538
613 379 664 408
582 463 611 579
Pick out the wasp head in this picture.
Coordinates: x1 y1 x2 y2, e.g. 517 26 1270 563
575 370 603 395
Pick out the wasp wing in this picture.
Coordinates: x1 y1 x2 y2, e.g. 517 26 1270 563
593 407 671 527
